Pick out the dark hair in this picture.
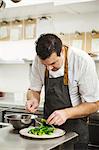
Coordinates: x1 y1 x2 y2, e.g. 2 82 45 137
35 33 62 60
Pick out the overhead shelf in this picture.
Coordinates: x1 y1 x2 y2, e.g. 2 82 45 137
0 59 32 64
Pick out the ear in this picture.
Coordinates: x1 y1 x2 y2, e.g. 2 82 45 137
61 46 65 54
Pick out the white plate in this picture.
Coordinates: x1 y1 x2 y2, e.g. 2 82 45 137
19 127 66 139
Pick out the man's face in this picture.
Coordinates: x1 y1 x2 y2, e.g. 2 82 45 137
40 52 63 71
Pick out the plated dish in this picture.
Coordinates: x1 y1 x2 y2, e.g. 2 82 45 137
19 127 66 139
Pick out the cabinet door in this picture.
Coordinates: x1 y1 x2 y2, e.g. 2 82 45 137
24 18 36 39
57 33 70 46
0 21 10 41
70 32 85 50
86 32 99 53
10 19 23 41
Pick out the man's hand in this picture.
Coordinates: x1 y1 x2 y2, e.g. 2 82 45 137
47 102 99 126
47 109 68 126
26 90 40 113
26 98 39 113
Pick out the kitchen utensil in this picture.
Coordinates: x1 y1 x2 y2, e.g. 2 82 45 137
5 113 37 130
34 118 54 128
34 119 42 125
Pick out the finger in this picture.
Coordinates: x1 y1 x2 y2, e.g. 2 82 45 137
25 101 31 109
26 104 32 111
26 100 38 110
29 104 38 112
26 105 37 113
56 120 63 126
57 118 67 126
49 116 59 125
54 118 61 126
29 108 37 113
47 112 56 124
26 103 37 113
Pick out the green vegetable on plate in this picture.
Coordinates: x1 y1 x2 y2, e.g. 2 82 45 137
28 118 55 136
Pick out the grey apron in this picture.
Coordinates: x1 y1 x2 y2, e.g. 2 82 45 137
44 47 89 144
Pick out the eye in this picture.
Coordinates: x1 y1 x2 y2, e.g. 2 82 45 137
51 62 56 65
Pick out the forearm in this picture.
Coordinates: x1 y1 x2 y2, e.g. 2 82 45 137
27 89 40 103
65 101 99 119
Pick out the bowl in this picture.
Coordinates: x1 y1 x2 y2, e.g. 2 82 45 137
5 113 37 130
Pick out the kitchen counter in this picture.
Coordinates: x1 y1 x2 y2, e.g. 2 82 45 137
0 123 78 150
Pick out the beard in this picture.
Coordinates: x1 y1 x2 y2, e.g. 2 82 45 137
51 67 60 71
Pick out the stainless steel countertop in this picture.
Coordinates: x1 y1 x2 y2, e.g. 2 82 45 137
0 123 78 150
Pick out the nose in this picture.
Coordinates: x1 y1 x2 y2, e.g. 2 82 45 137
46 65 53 71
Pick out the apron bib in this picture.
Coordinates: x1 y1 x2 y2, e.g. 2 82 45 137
44 46 89 144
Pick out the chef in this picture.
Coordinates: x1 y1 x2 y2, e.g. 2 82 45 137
26 34 99 150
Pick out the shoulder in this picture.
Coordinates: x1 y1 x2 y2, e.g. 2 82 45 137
33 55 45 67
68 46 96 82
32 55 46 73
68 46 95 67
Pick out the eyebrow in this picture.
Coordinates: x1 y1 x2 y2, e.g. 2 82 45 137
42 60 56 66
49 59 58 65
51 62 56 65
41 56 59 66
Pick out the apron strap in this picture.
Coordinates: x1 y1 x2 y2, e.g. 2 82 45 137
64 46 68 85
45 67 49 78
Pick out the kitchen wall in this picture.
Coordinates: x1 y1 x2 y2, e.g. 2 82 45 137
0 63 30 92
1 12 99 60
0 40 36 60
52 12 99 33
0 11 99 95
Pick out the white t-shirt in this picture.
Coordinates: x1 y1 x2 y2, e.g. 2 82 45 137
30 46 99 106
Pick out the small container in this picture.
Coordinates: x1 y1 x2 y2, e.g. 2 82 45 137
5 113 37 130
